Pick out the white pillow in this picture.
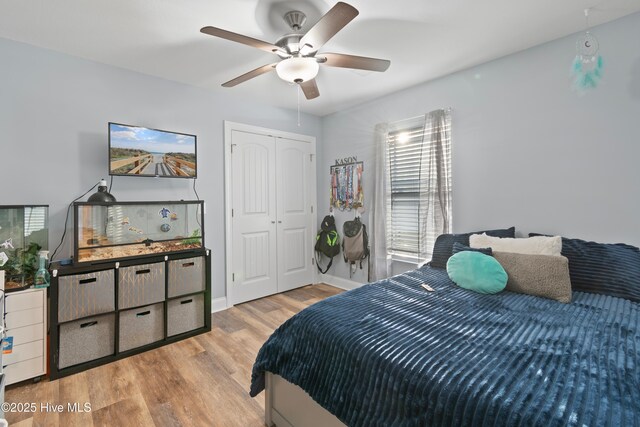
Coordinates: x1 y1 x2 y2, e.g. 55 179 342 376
469 233 562 256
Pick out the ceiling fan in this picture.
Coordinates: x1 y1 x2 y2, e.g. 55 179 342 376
200 1 390 100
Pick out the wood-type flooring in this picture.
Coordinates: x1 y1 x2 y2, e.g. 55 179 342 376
5 284 342 427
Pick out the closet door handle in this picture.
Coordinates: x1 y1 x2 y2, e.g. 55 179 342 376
180 299 193 305
271 221 275 224
182 262 195 268
79 277 97 285
278 221 282 224
135 269 151 275
136 311 151 317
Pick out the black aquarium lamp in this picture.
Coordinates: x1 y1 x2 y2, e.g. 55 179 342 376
87 179 116 203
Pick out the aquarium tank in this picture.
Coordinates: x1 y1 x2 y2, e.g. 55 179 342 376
0 205 49 291
74 200 204 264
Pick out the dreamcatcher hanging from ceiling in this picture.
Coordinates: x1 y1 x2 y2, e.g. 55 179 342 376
572 8 603 92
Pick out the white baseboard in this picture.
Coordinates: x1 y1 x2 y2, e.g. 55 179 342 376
318 274 364 291
211 297 228 313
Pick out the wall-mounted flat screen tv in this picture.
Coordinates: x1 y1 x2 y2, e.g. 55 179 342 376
109 122 197 178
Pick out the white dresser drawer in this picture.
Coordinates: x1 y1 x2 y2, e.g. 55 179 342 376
5 290 44 312
3 287 47 385
3 340 44 366
4 307 43 329
5 324 44 346
4 357 45 385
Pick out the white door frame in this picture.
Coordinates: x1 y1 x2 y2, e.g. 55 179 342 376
224 121 317 307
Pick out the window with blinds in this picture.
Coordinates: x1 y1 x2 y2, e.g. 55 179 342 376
387 115 452 260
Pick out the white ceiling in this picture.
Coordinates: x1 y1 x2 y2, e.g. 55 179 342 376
1 0 639 116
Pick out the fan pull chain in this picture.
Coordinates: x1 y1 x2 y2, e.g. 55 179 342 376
297 84 301 127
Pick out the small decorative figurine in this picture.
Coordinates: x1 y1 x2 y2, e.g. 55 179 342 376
160 223 171 232
159 207 171 218
170 212 178 221
121 217 130 225
1 238 14 249
0 251 8 267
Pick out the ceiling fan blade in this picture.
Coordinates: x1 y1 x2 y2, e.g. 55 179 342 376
299 2 358 55
222 63 277 87
201 26 282 55
319 53 390 72
300 79 320 100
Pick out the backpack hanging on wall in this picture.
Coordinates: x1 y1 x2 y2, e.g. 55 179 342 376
315 215 340 274
342 216 370 279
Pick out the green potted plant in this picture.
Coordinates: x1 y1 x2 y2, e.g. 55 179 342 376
0 242 41 291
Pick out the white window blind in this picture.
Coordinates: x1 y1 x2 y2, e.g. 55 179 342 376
387 112 452 261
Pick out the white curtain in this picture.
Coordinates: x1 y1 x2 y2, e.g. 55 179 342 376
417 109 452 264
370 109 452 278
370 122 392 281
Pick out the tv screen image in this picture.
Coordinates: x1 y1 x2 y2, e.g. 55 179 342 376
109 123 197 178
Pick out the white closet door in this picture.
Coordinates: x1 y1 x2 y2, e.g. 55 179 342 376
276 138 315 292
230 130 278 304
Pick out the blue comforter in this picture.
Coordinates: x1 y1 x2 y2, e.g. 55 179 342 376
250 266 640 426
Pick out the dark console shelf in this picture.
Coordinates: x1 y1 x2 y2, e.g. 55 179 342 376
49 248 212 380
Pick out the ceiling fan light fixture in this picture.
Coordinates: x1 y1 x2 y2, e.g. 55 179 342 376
276 57 319 83
202 2 390 100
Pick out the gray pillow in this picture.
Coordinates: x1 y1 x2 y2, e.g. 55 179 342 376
493 252 572 303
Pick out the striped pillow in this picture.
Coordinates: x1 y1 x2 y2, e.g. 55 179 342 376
430 227 515 269
530 233 640 303
451 242 493 256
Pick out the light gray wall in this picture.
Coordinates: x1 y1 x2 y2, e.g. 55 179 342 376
3 11 639 294
319 12 640 282
0 37 322 299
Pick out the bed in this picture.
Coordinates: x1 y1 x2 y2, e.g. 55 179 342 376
250 264 640 426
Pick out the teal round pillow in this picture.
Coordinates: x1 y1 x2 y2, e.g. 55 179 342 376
446 251 507 294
